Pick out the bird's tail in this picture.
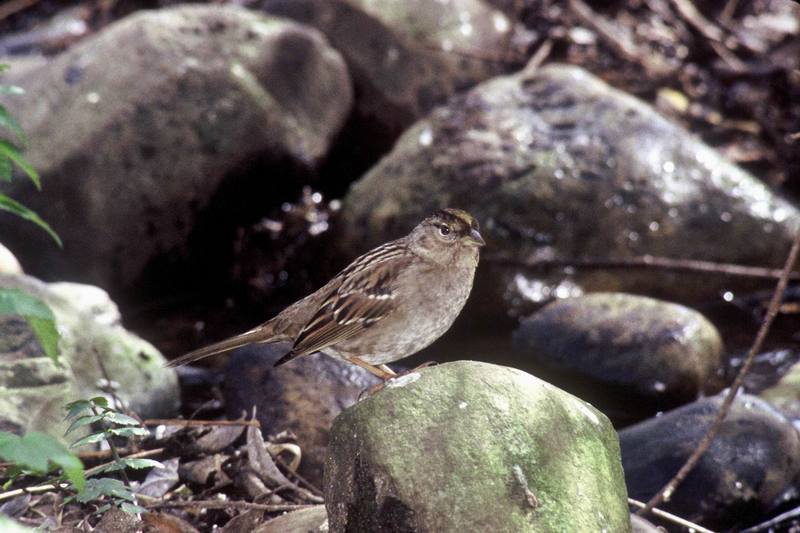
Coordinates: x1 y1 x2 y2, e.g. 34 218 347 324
164 324 281 368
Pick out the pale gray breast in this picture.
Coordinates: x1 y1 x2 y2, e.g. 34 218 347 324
350 263 477 364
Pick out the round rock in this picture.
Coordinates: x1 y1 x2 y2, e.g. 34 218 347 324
619 393 800 530
224 343 379 487
512 293 724 412
263 0 534 137
338 62 800 314
324 361 631 532
0 5 352 289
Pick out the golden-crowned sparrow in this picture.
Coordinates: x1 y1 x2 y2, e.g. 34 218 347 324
166 208 485 379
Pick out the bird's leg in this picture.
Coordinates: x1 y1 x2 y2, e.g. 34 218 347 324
347 356 396 380
378 364 397 377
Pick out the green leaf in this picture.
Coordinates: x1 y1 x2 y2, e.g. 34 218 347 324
77 478 133 503
107 427 149 438
64 414 105 436
88 462 123 475
0 104 26 145
120 501 146 514
0 431 84 492
102 412 140 427
0 194 62 247
64 400 93 420
0 140 38 188
70 432 108 449
118 458 163 470
90 397 109 409
52 450 85 493
0 288 60 363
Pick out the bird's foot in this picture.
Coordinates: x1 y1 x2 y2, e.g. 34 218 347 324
358 361 438 399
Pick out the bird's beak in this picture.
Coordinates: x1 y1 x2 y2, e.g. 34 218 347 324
466 228 486 247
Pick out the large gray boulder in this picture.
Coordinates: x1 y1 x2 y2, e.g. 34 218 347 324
513 293 724 413
0 5 352 289
262 0 534 137
0 273 179 439
339 63 800 314
324 361 630 532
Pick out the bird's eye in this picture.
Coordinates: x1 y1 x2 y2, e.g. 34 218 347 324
438 225 451 236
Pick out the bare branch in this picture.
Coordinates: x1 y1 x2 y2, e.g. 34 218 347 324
637 231 800 515
486 254 800 281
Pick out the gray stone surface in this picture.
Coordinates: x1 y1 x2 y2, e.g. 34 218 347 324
324 361 630 532
262 0 533 136
339 62 800 314
513 293 724 409
0 5 352 289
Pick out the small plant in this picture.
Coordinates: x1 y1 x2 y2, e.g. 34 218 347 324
0 64 60 246
64 396 158 514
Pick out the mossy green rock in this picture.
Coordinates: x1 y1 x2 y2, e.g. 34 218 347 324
0 274 178 439
324 361 630 532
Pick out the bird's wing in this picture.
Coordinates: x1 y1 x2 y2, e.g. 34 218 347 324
288 242 412 358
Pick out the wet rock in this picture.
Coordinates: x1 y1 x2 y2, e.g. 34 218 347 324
339 62 800 315
325 361 631 533
0 5 352 289
760 358 800 419
224 343 379 487
619 393 800 530
0 273 178 439
512 293 724 414
254 505 328 532
262 0 534 138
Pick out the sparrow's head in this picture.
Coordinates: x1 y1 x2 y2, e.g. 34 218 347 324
408 208 485 267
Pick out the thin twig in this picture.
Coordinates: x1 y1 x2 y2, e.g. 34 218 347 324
276 457 323 497
637 231 800 516
668 0 748 72
628 497 716 533
142 418 260 428
143 499 315 512
719 0 739 25
0 482 69 502
84 448 164 478
0 0 40 21
568 0 674 76
522 38 553 75
94 348 131 417
486 254 800 281
669 0 723 41
740 504 800 533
